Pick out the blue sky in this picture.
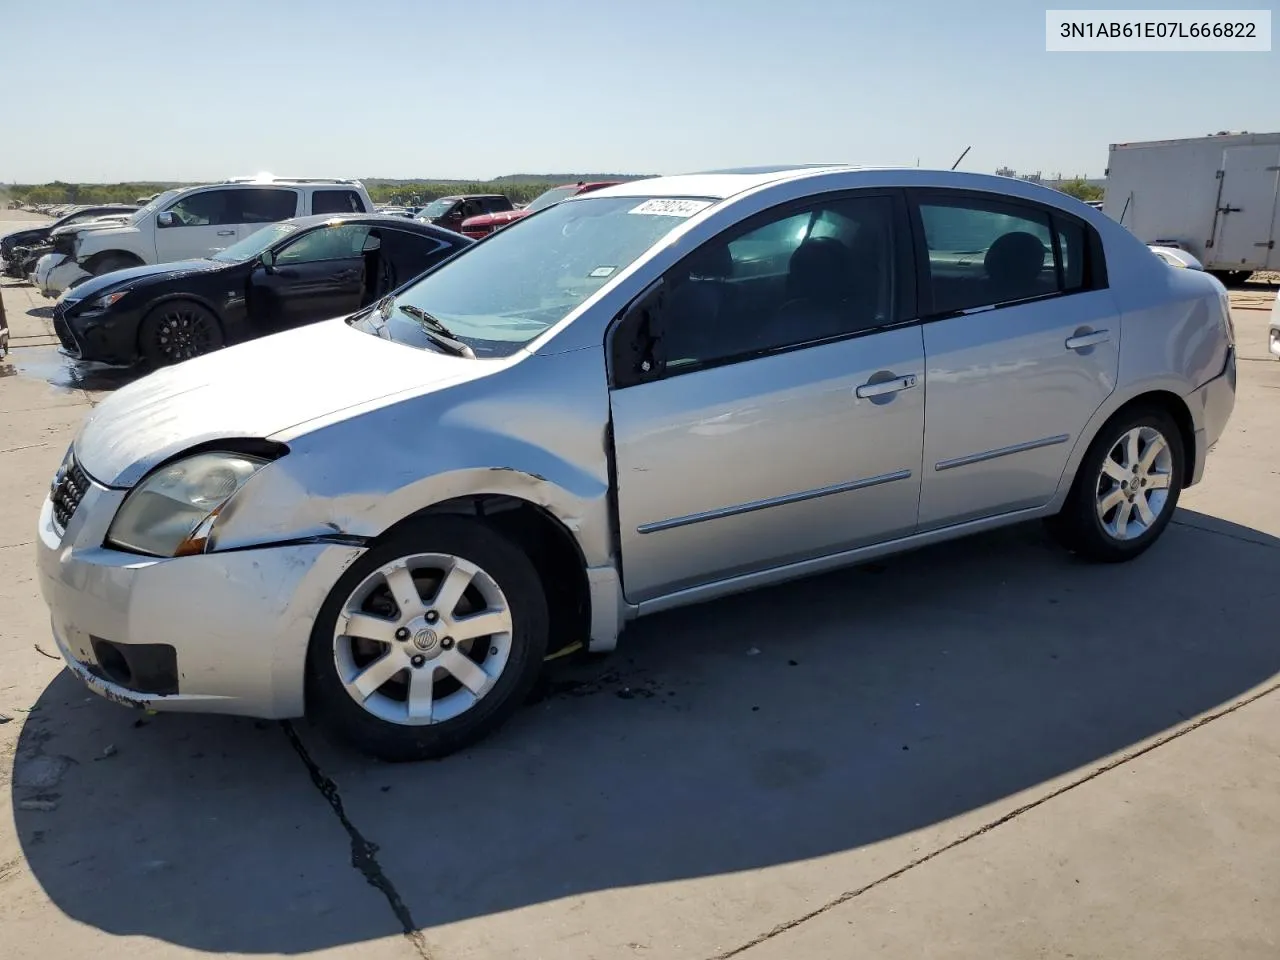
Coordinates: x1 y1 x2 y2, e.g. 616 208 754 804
3 0 1276 183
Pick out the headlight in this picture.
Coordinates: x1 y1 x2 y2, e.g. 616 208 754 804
106 452 268 557
88 290 128 310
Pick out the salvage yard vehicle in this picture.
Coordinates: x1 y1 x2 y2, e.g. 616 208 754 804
1 204 137 278
37 165 1237 762
414 194 513 233
1104 131 1280 285
50 214 470 367
459 180 620 238
33 177 375 298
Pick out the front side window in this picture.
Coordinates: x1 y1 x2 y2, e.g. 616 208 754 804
418 198 457 220
917 195 1086 314
234 188 298 224
275 224 371 265
354 195 711 357
660 196 899 370
165 189 235 227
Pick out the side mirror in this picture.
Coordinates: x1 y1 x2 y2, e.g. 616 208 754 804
611 279 667 389
259 249 275 272
156 211 176 228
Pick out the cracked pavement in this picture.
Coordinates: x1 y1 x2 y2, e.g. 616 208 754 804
2 211 1278 959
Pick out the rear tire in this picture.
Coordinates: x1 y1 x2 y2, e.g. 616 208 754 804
1046 406 1184 563
306 517 549 762
137 300 224 366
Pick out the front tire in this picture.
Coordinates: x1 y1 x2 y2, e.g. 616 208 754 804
87 252 143 276
1047 406 1184 563
306 517 549 762
137 300 224 366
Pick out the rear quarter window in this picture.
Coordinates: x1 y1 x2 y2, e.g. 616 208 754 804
312 189 367 215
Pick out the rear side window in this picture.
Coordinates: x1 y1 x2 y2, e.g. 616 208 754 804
312 189 366 214
233 188 298 224
485 197 513 212
915 193 1103 315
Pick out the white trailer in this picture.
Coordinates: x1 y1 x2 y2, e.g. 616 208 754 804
1103 132 1280 283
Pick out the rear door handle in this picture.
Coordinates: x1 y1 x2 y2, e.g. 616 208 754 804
856 374 918 399
1065 329 1111 350
216 230 235 237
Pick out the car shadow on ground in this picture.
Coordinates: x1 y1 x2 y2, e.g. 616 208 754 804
11 510 1280 954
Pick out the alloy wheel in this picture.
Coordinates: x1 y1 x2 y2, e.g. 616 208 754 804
332 553 514 726
1094 425 1174 541
153 307 217 362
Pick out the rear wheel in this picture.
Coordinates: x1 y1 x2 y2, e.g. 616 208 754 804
306 517 549 762
1209 269 1252 287
137 300 224 366
1047 406 1184 563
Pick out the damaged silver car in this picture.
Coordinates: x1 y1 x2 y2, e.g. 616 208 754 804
37 166 1237 760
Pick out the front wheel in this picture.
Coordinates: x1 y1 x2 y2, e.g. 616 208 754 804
1047 407 1185 563
87 253 142 276
137 300 224 366
306 517 549 762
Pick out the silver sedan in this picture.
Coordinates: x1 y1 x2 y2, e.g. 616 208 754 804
37 166 1237 760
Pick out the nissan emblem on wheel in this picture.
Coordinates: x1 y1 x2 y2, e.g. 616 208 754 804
35 166 1237 761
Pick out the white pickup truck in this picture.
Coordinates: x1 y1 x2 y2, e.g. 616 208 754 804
35 177 374 298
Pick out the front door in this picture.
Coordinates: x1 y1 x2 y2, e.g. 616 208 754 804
911 190 1119 530
608 192 925 603
249 223 370 330
1214 145 1280 271
154 188 239 262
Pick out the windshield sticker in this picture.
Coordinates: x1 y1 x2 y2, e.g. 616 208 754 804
589 265 617 278
628 198 713 218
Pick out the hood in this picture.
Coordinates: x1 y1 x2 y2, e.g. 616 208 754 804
62 258 224 302
2 226 48 250
463 209 526 228
52 216 133 238
74 317 497 487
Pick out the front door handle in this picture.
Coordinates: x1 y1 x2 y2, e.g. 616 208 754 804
856 374 918 399
216 230 235 237
1065 329 1111 350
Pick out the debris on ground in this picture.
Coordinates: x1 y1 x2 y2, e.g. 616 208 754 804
94 745 118 761
746 647 761 657
33 644 60 661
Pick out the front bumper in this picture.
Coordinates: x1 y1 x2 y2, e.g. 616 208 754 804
34 253 89 299
52 300 145 365
1185 345 1237 486
36 471 366 718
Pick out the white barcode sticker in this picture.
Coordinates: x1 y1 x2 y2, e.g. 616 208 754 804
628 198 714 218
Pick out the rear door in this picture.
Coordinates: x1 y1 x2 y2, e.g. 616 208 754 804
232 188 300 243
910 189 1119 530
1214 145 1280 270
249 223 370 330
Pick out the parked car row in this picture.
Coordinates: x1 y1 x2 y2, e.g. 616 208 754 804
31 165 1237 763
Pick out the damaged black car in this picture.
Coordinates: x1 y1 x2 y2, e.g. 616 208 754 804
51 214 471 367
2 205 137 278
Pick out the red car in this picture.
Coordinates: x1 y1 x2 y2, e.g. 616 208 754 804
459 181 621 239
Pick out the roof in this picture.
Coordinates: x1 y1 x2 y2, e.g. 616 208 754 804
584 165 920 201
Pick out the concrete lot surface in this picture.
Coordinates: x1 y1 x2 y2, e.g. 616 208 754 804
1 207 1278 959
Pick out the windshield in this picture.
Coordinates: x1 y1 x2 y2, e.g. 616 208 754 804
131 189 181 224
353 195 715 358
524 185 578 213
210 222 299 262
418 198 456 219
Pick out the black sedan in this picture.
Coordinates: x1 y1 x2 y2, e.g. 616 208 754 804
52 214 471 367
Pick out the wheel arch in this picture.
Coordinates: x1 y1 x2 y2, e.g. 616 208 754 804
376 494 593 660
83 249 146 273
1058 387 1198 503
